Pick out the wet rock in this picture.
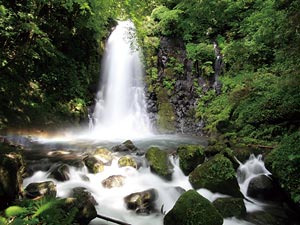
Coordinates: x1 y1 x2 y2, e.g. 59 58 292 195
83 155 104 173
0 145 24 209
64 187 97 225
24 181 56 199
112 140 138 153
124 188 158 215
118 156 137 169
102 175 126 188
189 154 243 198
164 190 223 225
93 147 113 165
177 145 205 175
145 147 174 180
247 174 284 201
213 197 246 218
48 164 70 181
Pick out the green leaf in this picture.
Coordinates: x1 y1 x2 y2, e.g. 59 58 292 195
0 216 7 225
5 206 27 217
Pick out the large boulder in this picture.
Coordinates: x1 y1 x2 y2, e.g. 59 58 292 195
118 156 137 169
48 164 70 181
0 145 24 209
102 175 126 189
83 155 104 173
189 154 243 197
24 181 57 199
124 188 158 215
64 187 97 225
212 197 246 218
93 148 113 165
164 190 223 225
145 147 174 180
247 174 284 201
177 145 205 175
112 140 138 153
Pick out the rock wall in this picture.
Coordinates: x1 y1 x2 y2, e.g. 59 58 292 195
146 37 222 135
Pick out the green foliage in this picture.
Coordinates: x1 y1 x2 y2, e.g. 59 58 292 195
265 132 300 204
0 197 77 225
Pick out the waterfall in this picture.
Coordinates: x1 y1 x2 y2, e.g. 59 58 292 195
89 21 152 140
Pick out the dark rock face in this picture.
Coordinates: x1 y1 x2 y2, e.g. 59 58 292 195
0 148 24 209
24 181 56 199
146 36 222 134
48 164 70 181
124 188 158 215
164 190 223 225
112 140 138 153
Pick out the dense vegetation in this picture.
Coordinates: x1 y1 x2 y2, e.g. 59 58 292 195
1 0 299 208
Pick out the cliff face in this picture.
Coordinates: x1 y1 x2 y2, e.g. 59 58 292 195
146 37 221 135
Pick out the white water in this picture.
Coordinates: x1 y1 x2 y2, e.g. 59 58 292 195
23 154 269 225
87 21 152 141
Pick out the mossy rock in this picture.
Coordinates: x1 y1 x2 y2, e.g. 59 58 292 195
177 145 205 175
83 155 104 173
164 189 223 225
212 197 246 218
93 147 113 164
145 147 174 180
189 154 243 197
118 156 137 169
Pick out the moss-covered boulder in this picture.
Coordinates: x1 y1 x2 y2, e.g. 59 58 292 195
213 197 246 218
93 147 113 165
102 175 125 189
83 155 104 173
145 147 174 180
0 143 25 210
24 181 57 199
189 154 243 197
177 145 205 175
118 156 137 169
164 190 223 225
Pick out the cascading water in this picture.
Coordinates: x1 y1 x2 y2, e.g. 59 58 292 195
88 21 152 140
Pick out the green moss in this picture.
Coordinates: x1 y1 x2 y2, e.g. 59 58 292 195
189 154 243 197
177 145 205 175
265 132 300 204
164 190 223 225
156 88 176 132
145 147 173 180
118 156 137 169
213 197 246 218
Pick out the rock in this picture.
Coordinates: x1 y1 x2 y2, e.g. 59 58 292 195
247 174 284 201
177 145 205 175
164 190 223 225
124 188 158 215
0 146 24 209
145 147 174 180
189 154 243 198
48 164 70 181
64 187 97 225
93 147 113 165
118 156 137 169
24 181 56 199
212 197 246 218
111 140 138 153
83 155 104 173
102 175 126 188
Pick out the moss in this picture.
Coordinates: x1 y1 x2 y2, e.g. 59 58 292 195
177 145 205 175
189 154 243 197
118 156 137 169
164 190 223 225
156 88 176 133
265 132 300 205
145 147 173 180
213 197 246 218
